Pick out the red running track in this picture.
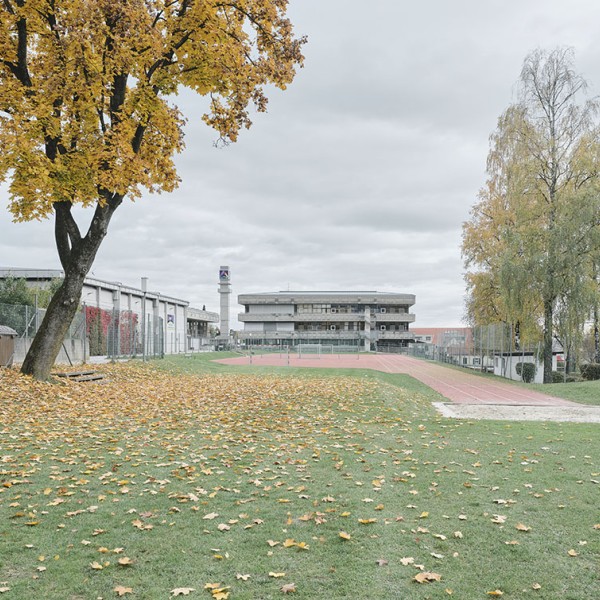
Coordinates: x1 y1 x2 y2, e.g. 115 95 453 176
215 353 579 407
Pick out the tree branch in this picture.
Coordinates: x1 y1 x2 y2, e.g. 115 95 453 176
54 202 82 270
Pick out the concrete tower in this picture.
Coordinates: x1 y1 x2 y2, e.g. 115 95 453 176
218 266 231 338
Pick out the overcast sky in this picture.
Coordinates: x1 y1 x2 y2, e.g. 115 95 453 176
3 0 600 328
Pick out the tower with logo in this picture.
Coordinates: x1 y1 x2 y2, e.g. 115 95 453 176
218 266 231 344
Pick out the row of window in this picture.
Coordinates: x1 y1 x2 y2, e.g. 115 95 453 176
294 323 409 332
296 304 410 314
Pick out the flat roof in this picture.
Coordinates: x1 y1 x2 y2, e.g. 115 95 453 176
0 267 189 306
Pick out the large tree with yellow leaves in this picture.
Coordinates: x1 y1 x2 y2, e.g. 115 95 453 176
0 0 304 379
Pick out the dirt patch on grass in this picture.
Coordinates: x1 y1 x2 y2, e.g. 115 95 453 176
433 402 600 423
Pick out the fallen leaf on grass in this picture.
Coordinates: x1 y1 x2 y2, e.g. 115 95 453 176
487 591 503 596
236 574 251 581
114 586 133 596
117 557 134 566
414 572 441 583
280 583 296 593
515 523 531 532
171 588 195 596
269 572 286 578
567 549 578 557
338 531 351 540
375 559 388 566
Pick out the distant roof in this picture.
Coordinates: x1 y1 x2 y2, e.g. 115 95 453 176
0 267 189 306
0 325 18 336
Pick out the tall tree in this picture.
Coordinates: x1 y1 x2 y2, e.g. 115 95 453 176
0 0 305 379
463 48 600 382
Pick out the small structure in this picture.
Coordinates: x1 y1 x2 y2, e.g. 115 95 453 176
493 350 563 384
0 325 18 367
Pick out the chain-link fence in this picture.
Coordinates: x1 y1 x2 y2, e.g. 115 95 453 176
407 323 566 383
1 302 165 364
0 301 86 364
85 306 163 360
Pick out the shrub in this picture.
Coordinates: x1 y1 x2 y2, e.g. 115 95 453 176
551 371 565 383
580 363 600 381
521 362 536 383
516 361 536 383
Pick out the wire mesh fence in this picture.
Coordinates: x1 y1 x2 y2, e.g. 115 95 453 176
0 302 165 364
407 323 566 383
84 306 163 359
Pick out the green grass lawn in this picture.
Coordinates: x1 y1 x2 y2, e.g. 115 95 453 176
0 357 598 599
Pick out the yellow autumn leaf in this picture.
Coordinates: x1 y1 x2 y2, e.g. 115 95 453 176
339 531 351 540
414 572 442 583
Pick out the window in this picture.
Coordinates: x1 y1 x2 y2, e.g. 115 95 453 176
380 325 386 331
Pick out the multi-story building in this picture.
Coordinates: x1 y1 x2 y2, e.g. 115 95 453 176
238 291 416 351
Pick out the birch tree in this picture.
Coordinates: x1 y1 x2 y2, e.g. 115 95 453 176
463 47 600 382
0 0 305 379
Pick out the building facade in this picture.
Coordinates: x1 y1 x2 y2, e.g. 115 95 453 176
238 291 416 351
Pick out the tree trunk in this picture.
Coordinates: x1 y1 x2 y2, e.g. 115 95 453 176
543 298 554 383
20 270 85 379
20 195 122 380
